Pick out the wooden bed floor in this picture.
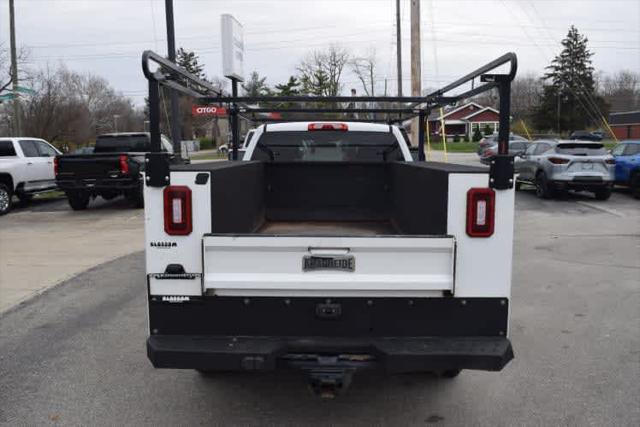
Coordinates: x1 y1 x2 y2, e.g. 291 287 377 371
257 221 399 236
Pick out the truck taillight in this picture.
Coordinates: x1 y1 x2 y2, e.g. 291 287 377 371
604 158 615 165
54 157 59 176
163 186 192 235
308 123 348 131
119 155 130 174
466 188 495 238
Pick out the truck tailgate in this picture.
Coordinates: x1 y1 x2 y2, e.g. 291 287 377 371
57 154 122 179
203 235 455 297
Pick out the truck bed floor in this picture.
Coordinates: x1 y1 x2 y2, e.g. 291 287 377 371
257 221 399 236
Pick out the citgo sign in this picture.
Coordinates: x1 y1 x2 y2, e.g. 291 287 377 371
192 105 228 117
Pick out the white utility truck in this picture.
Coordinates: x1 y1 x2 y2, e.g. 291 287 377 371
141 51 518 395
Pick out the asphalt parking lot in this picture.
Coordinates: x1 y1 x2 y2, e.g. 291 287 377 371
0 172 638 425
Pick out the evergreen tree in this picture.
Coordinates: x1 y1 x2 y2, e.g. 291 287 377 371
274 76 301 96
533 26 607 132
176 48 206 79
242 71 271 97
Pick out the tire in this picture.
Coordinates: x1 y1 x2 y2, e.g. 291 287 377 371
594 187 612 201
535 172 554 199
631 172 640 200
17 193 34 203
515 180 522 191
126 185 144 208
66 191 90 210
0 183 13 216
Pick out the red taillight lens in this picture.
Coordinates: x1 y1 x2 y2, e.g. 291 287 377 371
548 157 569 165
308 122 348 131
53 157 59 176
163 186 192 235
483 149 495 157
466 188 495 238
605 158 615 165
119 155 129 174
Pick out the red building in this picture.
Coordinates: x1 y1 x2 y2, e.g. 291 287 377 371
428 102 501 139
609 111 640 140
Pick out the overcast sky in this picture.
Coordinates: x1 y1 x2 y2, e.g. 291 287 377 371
5 0 640 105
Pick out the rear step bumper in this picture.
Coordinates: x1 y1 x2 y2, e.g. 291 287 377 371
147 335 513 373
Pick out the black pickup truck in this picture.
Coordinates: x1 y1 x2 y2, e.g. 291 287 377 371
55 132 176 210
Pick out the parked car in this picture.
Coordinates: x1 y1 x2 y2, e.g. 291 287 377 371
0 137 61 215
610 140 640 199
479 139 530 164
55 132 180 210
217 129 256 158
515 140 615 199
477 133 528 155
569 130 603 142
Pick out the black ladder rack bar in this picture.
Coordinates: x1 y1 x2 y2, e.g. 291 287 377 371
141 49 517 189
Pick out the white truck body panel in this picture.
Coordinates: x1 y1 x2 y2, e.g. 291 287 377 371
144 124 514 302
447 173 514 298
202 235 455 297
145 171 211 296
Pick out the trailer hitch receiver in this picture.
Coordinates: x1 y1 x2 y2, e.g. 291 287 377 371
308 368 355 399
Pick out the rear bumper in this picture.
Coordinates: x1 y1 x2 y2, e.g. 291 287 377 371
57 177 140 191
147 335 513 373
550 177 612 190
146 296 513 373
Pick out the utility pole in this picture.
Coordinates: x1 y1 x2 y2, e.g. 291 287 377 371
9 0 21 136
165 0 181 156
395 0 402 97
410 0 422 145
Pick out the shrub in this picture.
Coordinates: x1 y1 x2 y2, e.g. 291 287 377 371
472 128 483 142
453 134 460 143
463 135 470 142
199 137 215 149
483 124 492 135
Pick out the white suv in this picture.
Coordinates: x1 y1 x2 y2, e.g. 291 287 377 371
0 137 61 215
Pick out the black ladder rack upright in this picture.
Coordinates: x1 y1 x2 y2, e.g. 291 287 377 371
141 50 517 190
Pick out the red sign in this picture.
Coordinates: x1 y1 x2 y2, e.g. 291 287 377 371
192 105 228 117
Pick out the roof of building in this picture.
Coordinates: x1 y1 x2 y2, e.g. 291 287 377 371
609 111 640 125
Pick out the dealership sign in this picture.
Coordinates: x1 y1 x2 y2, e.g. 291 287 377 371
221 14 244 81
192 105 228 117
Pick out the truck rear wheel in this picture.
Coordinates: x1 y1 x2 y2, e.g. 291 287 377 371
0 183 13 216
67 191 90 210
126 185 144 208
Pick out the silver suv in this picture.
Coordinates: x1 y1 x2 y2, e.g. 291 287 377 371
515 140 615 200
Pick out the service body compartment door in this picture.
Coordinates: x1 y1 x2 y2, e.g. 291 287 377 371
203 236 455 297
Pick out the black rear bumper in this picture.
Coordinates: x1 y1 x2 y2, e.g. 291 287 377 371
147 335 513 373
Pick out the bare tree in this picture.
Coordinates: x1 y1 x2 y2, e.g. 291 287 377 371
19 66 142 145
600 70 640 112
350 49 377 96
298 45 350 96
510 72 542 121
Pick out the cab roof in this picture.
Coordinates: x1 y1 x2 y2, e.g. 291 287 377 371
263 122 391 132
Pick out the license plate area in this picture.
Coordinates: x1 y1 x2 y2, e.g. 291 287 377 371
303 255 355 272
